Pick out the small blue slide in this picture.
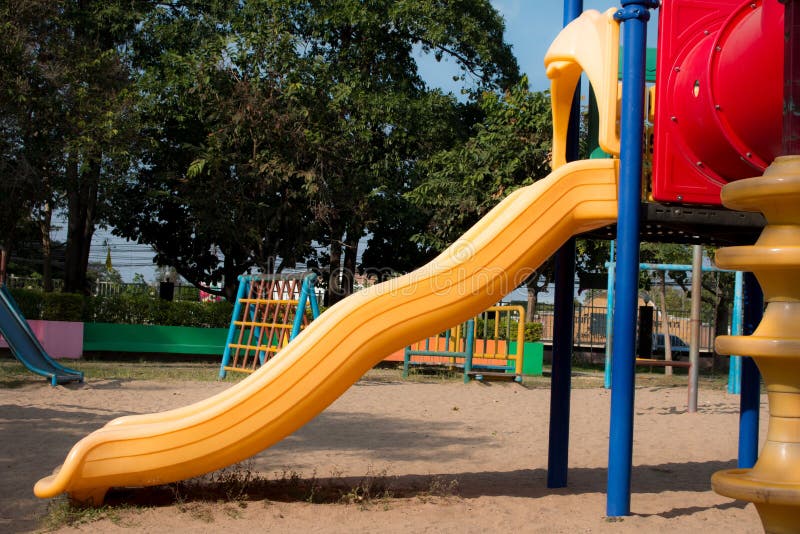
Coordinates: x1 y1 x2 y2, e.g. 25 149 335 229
0 285 83 386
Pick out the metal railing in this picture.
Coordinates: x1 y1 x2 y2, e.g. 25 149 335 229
535 303 716 352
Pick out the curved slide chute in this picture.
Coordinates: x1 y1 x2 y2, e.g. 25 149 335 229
35 159 618 504
0 285 83 386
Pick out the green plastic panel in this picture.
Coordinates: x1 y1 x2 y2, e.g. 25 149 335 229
508 341 544 376
618 47 657 82
83 323 228 355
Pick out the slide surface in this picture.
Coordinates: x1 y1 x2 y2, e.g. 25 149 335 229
0 285 83 386
35 159 618 503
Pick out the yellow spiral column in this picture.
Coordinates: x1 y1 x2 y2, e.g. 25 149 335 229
711 156 800 533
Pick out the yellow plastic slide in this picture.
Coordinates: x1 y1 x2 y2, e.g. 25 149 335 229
35 159 618 504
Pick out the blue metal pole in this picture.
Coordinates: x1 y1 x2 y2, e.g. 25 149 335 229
463 319 475 383
738 272 763 468
291 273 318 340
308 275 321 318
637 263 734 273
548 236 576 488
728 271 744 394
607 0 657 518
218 276 249 379
604 241 615 389
546 0 582 490
606 262 736 273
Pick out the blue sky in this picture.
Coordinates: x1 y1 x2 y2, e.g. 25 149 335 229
419 1 659 94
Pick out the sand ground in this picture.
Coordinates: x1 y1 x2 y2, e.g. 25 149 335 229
0 370 768 533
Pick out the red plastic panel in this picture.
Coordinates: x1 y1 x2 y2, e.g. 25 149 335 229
653 0 783 205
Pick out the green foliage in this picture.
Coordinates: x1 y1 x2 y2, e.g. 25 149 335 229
8 289 44 319
87 263 124 286
408 78 552 250
639 243 693 291
7 288 232 328
87 294 233 328
473 317 542 342
40 293 86 322
104 0 519 302
9 289 86 322
5 1 520 301
524 322 543 342
0 0 145 293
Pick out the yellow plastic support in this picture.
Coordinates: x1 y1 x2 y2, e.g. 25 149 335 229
544 8 620 169
474 305 525 376
711 155 800 532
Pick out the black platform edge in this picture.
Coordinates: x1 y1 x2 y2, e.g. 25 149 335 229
581 201 766 246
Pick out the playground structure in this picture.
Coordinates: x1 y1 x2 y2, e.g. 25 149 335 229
0 249 83 385
599 259 745 396
0 285 83 386
402 305 527 383
28 0 800 531
218 273 319 378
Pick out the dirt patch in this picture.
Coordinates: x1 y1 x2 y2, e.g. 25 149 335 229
0 372 766 533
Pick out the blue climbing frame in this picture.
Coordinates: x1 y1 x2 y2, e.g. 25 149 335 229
218 273 319 379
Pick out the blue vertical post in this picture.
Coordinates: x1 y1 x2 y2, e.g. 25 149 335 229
546 0 582 490
604 240 616 389
548 237 576 488
291 273 319 340
463 319 475 383
607 0 658 517
219 276 249 379
727 271 744 394
738 272 763 468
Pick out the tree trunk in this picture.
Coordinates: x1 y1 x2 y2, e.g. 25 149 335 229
341 226 362 298
524 270 548 322
0 248 7 285
64 156 99 294
526 286 538 322
223 253 239 302
659 271 673 376
326 238 344 306
38 197 54 292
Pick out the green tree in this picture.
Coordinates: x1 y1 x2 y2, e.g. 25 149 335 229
107 2 316 300
0 0 68 290
0 1 142 294
106 0 519 302
284 0 520 304
409 79 550 249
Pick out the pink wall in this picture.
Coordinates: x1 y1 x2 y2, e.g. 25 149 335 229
0 320 84 359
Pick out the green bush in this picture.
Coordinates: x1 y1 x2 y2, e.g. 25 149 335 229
7 288 87 322
8 288 233 328
85 293 233 327
524 321 543 342
473 318 543 342
42 292 86 322
8 288 44 319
